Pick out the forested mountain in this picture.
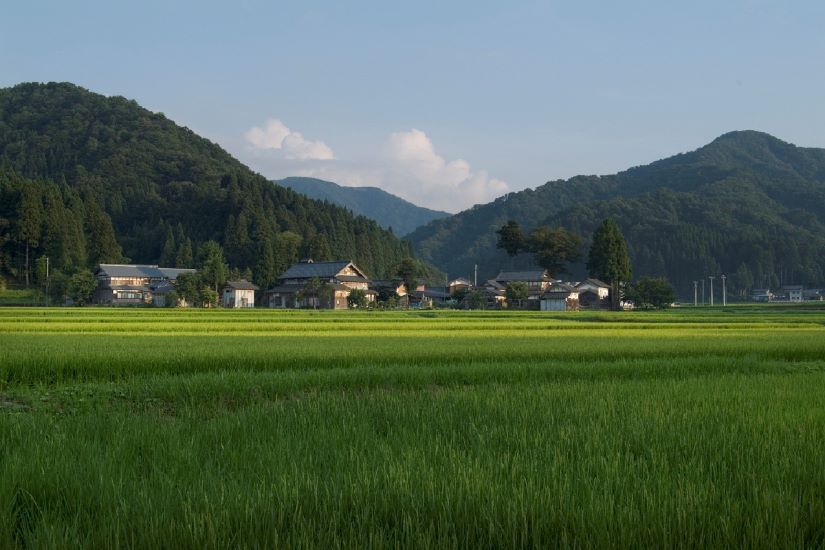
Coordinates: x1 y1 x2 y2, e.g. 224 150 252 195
278 177 449 237
0 82 414 291
408 131 825 296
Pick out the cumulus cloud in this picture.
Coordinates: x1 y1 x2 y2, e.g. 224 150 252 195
382 129 509 210
245 118 334 160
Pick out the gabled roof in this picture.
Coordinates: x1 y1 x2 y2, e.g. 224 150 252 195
576 278 609 289
449 277 473 286
279 260 369 281
97 264 195 280
495 270 550 282
543 283 576 296
336 275 369 283
485 279 505 290
225 280 259 290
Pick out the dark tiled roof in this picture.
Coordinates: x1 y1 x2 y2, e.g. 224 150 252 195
97 264 195 280
225 280 259 290
279 260 354 280
336 275 370 283
543 283 576 296
265 285 302 294
577 278 609 289
495 270 549 282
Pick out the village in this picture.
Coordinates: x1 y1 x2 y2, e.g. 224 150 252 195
92 259 613 310
91 259 824 310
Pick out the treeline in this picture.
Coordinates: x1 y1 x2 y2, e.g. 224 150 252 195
0 82 415 293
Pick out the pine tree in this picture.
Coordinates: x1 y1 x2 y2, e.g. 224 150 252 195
160 226 176 267
17 185 43 286
587 219 632 310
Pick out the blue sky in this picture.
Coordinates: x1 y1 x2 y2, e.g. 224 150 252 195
2 1 825 211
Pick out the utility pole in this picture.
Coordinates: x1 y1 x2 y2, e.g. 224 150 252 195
721 274 727 307
474 264 478 288
45 256 50 307
693 281 698 307
701 279 705 305
709 276 715 306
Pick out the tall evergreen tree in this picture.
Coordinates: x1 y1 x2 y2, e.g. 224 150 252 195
587 218 632 310
198 240 228 294
84 200 122 265
160 226 176 267
17 185 43 286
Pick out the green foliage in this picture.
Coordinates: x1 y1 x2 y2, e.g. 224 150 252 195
505 281 528 308
466 290 487 309
527 226 582 276
396 257 420 293
496 220 526 257
164 290 179 308
347 288 368 308
199 288 218 308
198 240 228 293
626 277 677 309
588 218 632 309
0 82 415 285
66 270 96 305
408 131 825 294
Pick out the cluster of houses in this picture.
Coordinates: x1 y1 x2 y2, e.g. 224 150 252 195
93 260 613 310
751 286 824 302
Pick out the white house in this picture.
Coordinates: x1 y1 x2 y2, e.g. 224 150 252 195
223 280 259 308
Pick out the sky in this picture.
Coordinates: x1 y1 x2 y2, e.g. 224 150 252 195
2 1 825 212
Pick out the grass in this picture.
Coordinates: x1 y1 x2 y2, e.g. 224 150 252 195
2 306 825 547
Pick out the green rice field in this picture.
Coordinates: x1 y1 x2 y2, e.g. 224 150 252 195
2 306 825 548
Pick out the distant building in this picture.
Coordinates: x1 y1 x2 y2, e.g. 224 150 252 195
575 278 610 308
94 264 196 306
751 289 774 302
223 280 259 308
495 270 552 299
265 259 374 309
782 285 803 302
447 277 473 295
540 283 580 311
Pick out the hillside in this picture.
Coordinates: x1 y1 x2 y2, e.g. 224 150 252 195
0 82 414 290
278 177 449 237
408 131 825 295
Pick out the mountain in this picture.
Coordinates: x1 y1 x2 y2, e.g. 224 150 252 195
0 82 414 289
408 131 825 295
278 177 450 237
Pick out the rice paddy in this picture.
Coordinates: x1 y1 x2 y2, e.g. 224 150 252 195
2 306 825 548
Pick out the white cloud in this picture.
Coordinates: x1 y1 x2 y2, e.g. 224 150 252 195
238 124 507 213
382 129 509 210
245 118 334 160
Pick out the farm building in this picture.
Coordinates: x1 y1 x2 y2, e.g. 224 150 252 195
264 259 375 309
94 264 196 306
540 284 580 311
223 280 259 308
575 279 610 308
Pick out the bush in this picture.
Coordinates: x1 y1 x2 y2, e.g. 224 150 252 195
626 277 676 309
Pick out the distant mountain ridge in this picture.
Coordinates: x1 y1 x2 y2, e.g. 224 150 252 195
278 177 450 237
407 131 825 295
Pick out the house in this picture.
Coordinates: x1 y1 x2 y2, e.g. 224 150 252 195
540 283 580 311
409 287 452 308
803 289 824 301
495 270 552 299
264 259 375 309
482 279 507 308
751 289 774 302
223 280 259 308
448 277 473 295
94 264 196 305
575 278 610 308
782 285 803 302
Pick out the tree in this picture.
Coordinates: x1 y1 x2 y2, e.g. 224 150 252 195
254 234 278 290
198 240 228 294
527 226 582 276
200 288 219 308
587 219 632 310
164 290 179 308
496 220 525 257
347 288 367 308
84 200 122 265
625 277 676 309
396 257 420 296
505 281 528 309
159 226 176 267
733 263 754 298
466 290 487 310
175 272 200 306
16 185 43 286
175 237 193 268
67 270 96 306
